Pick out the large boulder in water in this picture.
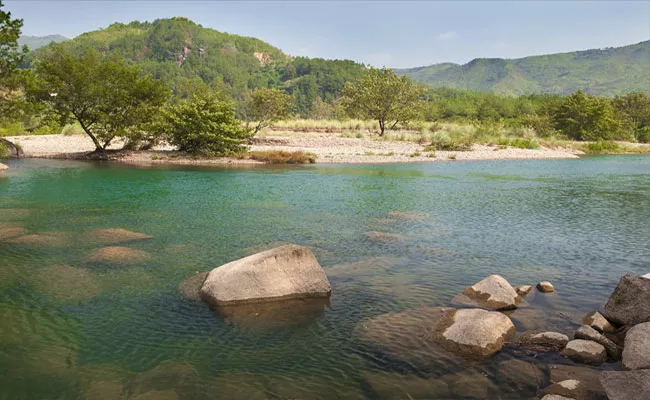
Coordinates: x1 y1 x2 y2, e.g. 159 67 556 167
561 339 607 366
622 322 650 370
600 370 650 400
200 244 331 306
0 163 7 171
604 274 650 326
454 274 520 310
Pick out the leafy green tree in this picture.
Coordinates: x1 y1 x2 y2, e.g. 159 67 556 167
551 90 623 141
28 46 169 153
159 92 252 156
612 92 650 142
341 68 426 136
245 88 292 133
0 1 27 118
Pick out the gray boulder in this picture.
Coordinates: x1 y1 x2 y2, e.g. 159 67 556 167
549 364 606 399
200 244 331 306
518 331 569 351
600 370 650 400
456 274 520 310
604 274 650 326
622 322 650 370
561 339 607 366
542 379 589 400
436 308 516 358
574 325 619 360
515 285 533 296
582 310 616 333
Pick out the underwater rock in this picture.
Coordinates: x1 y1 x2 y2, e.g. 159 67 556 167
541 379 590 400
0 208 29 221
85 228 152 246
33 264 101 302
367 231 403 242
0 227 28 241
549 364 606 399
362 371 450 399
537 281 555 293
200 244 331 306
7 231 72 247
87 246 151 265
177 272 208 301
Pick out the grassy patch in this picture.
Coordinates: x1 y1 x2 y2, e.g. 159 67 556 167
585 140 621 154
248 150 316 164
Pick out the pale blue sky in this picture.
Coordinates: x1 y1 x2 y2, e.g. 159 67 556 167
6 1 650 68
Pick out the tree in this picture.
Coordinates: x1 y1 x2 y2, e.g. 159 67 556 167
0 1 27 117
341 68 426 136
551 90 623 141
245 88 292 134
159 92 252 156
28 46 169 153
612 92 650 142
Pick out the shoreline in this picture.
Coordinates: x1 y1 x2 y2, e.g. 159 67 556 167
5 133 585 166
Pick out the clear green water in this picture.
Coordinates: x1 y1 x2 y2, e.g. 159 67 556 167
0 156 649 399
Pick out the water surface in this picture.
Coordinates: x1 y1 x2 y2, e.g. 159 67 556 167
1 156 649 399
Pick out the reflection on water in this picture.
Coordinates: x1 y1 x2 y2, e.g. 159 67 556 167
0 156 648 399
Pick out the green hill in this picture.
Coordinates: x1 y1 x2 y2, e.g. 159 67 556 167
17 34 68 50
26 18 366 116
396 41 650 96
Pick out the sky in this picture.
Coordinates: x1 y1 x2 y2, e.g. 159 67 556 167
5 0 650 68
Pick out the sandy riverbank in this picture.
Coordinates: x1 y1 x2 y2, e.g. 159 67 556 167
5 132 582 165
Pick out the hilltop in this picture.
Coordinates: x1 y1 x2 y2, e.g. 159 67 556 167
26 18 366 116
396 41 650 96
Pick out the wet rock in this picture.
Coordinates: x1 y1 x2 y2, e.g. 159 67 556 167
0 163 7 170
130 361 197 398
542 379 589 400
202 372 268 400
85 228 152 246
437 308 516 358
541 395 574 400
505 307 577 332
537 281 555 293
99 267 160 296
0 227 28 241
600 370 650 400
497 358 545 392
363 372 450 399
516 285 533 296
561 339 606 365
0 208 29 221
582 310 616 333
130 390 178 400
216 298 329 331
574 325 619 360
87 246 151 265
442 369 498 399
200 244 331 306
454 274 520 310
267 375 365 400
177 272 207 301
518 331 569 351
367 231 402 242
549 364 606 399
84 380 124 400
33 264 101 303
622 322 650 370
604 274 650 326
7 231 72 247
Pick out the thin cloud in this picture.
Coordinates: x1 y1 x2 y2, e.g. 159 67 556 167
437 31 457 40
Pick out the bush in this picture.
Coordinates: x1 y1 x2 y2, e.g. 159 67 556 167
426 135 473 151
160 93 252 156
586 140 620 154
635 126 650 143
248 150 316 164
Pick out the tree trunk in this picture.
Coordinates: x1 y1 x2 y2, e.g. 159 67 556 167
78 120 103 152
379 119 385 136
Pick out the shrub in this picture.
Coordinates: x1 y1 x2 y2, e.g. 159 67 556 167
586 140 620 154
61 124 84 136
248 150 316 164
635 126 650 143
427 135 473 151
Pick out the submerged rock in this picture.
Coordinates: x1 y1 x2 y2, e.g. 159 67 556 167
622 322 650 370
0 163 7 170
604 274 650 326
200 244 331 306
7 231 72 247
455 274 520 310
177 272 208 301
497 358 545 392
549 364 606 399
442 369 498 399
600 370 650 400
515 285 533 296
86 246 151 265
574 325 619 360
541 395 574 400
561 339 606 365
367 231 402 242
33 264 101 303
130 361 197 399
582 310 616 333
85 228 152 245
537 281 555 293
0 208 29 221
362 372 450 399
217 298 329 330
518 331 569 351
385 211 428 220
0 227 28 241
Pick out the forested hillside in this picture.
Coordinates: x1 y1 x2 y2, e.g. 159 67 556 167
396 41 650 96
17 34 68 50
26 18 366 116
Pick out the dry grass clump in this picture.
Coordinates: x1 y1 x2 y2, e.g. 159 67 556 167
248 150 316 164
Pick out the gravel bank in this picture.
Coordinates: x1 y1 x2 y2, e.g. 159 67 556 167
6 133 581 165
